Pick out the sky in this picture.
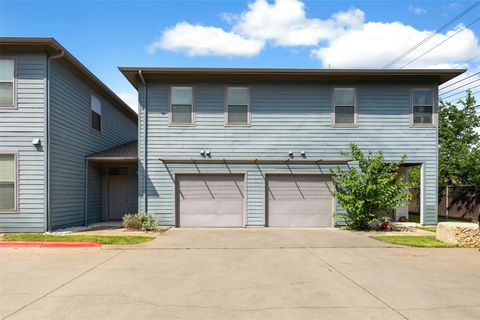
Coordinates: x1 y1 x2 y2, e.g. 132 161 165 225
1 0 480 113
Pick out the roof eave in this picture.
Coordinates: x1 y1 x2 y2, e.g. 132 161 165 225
1 37 138 121
119 67 466 88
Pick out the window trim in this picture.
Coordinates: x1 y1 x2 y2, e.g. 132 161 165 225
411 86 436 128
332 86 357 128
224 86 251 127
0 151 18 213
90 94 102 133
0 57 17 109
168 86 195 127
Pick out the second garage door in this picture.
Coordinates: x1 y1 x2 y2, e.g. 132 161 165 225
176 174 244 227
267 175 334 227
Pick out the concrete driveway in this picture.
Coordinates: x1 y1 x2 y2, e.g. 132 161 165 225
0 228 479 320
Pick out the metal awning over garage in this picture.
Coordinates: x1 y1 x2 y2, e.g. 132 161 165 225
160 157 350 164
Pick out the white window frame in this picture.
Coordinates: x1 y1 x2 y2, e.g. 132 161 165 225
90 94 102 133
411 87 435 127
332 87 357 127
169 86 195 126
0 152 18 213
224 86 251 126
0 57 16 109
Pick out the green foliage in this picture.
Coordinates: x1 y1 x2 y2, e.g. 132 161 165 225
331 144 412 230
439 91 480 192
122 213 158 231
408 166 421 188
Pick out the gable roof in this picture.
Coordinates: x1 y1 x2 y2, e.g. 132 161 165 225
87 140 138 160
119 67 465 90
0 37 137 121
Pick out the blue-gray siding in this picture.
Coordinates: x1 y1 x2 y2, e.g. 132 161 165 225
0 53 47 232
139 83 438 225
49 59 137 229
87 162 103 224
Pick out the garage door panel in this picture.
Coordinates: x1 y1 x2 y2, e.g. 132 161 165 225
267 175 333 227
268 199 333 227
176 175 244 227
178 177 244 200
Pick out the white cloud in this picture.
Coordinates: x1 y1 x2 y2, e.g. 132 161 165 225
148 0 480 69
232 0 364 46
150 0 363 57
311 22 480 68
148 22 263 57
408 5 427 15
117 91 138 113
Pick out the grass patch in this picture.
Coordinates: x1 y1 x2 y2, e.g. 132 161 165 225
417 226 436 232
408 213 472 224
1 234 155 245
372 236 456 248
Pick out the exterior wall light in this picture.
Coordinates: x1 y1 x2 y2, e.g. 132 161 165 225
32 138 41 146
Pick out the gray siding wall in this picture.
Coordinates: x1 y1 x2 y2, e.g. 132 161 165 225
0 53 47 232
87 162 103 224
140 82 438 225
49 59 137 230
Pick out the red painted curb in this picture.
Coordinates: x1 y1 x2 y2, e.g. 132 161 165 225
0 241 102 248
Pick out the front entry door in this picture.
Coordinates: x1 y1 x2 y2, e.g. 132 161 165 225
108 175 129 220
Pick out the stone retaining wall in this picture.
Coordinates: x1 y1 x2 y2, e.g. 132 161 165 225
436 222 480 247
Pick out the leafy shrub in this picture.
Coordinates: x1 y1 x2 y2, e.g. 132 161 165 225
331 143 412 230
122 213 158 231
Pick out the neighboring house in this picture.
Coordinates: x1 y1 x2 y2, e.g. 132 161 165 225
120 67 464 227
0 38 138 232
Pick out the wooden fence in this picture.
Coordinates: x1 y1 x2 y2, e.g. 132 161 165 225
409 186 479 221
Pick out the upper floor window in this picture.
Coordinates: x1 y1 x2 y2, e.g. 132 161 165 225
333 87 356 126
91 95 102 132
170 86 193 125
0 154 16 211
412 88 434 125
226 87 249 125
0 58 15 107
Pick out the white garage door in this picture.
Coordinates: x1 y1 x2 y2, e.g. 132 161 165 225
176 174 244 227
267 175 334 227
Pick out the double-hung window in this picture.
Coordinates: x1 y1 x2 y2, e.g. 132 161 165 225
333 87 356 126
412 88 434 125
0 154 16 211
170 87 194 125
91 95 102 131
0 58 15 107
226 87 249 125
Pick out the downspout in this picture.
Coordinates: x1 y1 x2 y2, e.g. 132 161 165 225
138 70 147 213
45 49 64 231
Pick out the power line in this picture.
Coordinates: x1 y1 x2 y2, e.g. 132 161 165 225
441 84 480 100
383 1 480 68
444 89 480 104
465 54 480 64
401 16 480 69
440 71 480 90
440 78 480 96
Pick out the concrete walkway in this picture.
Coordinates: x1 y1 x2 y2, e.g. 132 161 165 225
1 228 479 320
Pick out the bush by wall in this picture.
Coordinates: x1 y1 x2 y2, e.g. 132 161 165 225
122 213 158 231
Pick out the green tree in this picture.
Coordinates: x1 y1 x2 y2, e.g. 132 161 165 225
439 91 480 192
331 144 412 230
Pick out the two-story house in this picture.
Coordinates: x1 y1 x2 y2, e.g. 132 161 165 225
120 67 464 227
0 38 138 232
